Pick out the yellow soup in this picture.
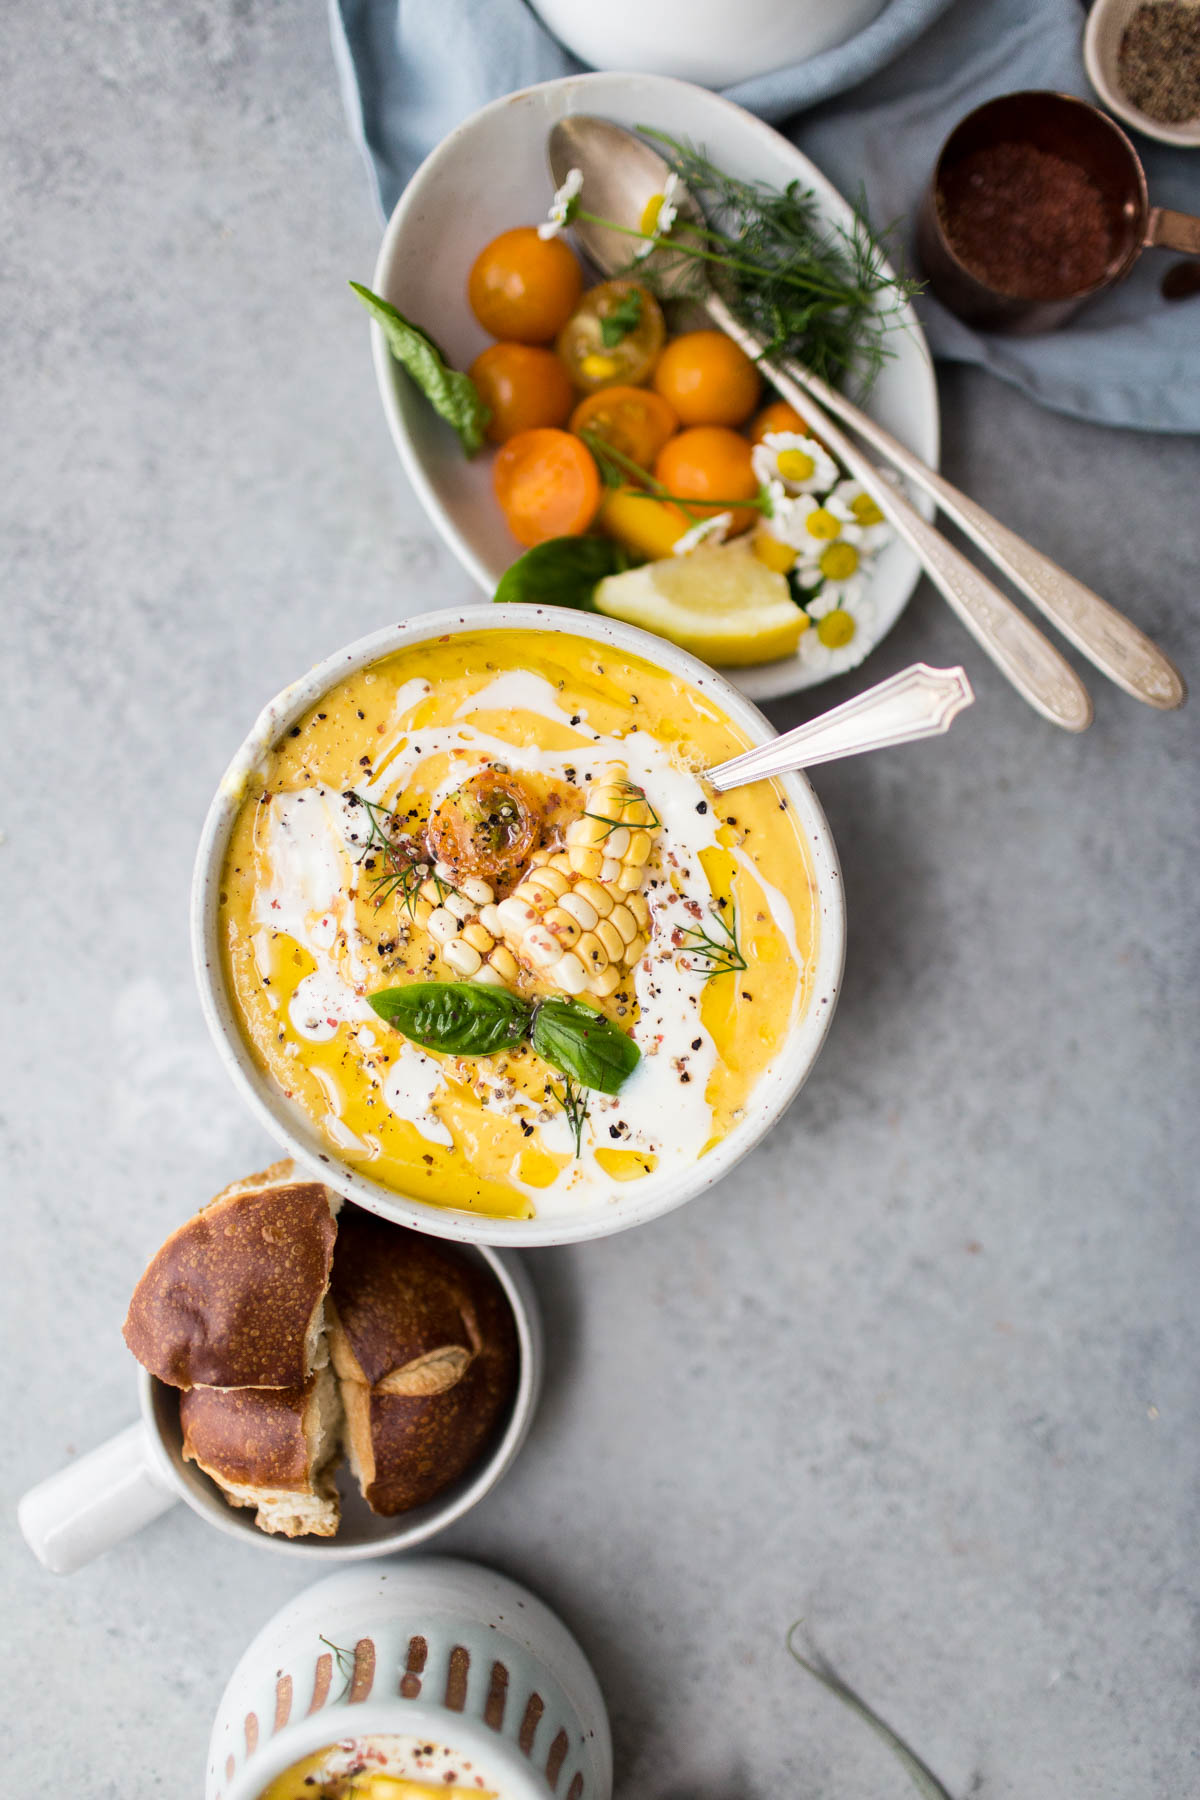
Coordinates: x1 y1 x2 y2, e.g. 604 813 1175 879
257 1735 499 1797
220 629 818 1222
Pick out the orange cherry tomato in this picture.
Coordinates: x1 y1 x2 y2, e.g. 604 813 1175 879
569 386 679 468
654 427 759 533
493 428 602 547
468 228 584 344
652 330 761 427
750 399 809 444
469 343 574 443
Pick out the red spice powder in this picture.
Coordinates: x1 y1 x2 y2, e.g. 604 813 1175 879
937 140 1115 300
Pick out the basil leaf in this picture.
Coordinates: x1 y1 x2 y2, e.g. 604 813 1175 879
350 282 490 457
531 997 640 1095
494 536 633 612
370 982 532 1056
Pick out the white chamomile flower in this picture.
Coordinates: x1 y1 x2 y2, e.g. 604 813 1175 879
800 584 877 675
750 431 839 497
635 172 681 259
673 511 733 554
538 167 584 240
763 489 854 554
794 523 867 599
827 479 893 553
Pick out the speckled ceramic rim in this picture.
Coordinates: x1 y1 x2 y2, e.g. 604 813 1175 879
137 1243 543 1560
191 603 846 1247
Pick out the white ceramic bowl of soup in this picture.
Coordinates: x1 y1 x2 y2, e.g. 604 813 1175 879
192 605 845 1247
366 70 938 703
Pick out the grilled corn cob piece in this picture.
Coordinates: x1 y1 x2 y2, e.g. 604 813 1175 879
407 766 658 999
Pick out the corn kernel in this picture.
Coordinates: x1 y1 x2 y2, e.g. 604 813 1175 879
526 926 561 968
472 964 507 987
553 950 588 994
462 921 494 954
576 879 613 918
626 934 647 965
600 856 621 882
568 846 605 878
488 944 519 982
589 965 622 998
420 878 441 905
627 893 650 931
543 906 581 947
529 848 551 866
595 919 624 963
625 830 652 866
443 889 475 921
617 863 643 892
459 875 494 906
533 865 569 897
603 824 630 858
559 892 598 931
575 930 606 970
478 903 505 937
622 799 654 828
428 906 458 945
567 813 608 849
515 880 553 911
498 896 537 933
434 860 456 883
443 937 481 976
549 852 574 874
609 904 637 944
590 789 622 817
410 898 433 927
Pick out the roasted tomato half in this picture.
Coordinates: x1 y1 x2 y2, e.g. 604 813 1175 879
428 770 542 881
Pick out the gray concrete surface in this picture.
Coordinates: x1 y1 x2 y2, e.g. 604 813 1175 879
4 4 1198 1795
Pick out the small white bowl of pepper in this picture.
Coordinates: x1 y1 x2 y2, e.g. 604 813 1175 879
1085 0 1200 149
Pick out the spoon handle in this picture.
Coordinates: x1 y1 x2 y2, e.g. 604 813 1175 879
707 663 974 790
705 294 1094 733
782 363 1186 711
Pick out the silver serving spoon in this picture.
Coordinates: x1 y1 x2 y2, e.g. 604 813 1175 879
549 117 1167 728
706 662 973 791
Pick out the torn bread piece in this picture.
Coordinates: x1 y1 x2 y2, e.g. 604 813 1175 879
328 1207 519 1516
123 1159 339 1390
180 1362 344 1538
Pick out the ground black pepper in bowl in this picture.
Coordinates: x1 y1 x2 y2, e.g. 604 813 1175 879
936 141 1115 299
1117 2 1200 125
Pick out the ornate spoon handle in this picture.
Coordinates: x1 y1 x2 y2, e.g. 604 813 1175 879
705 293 1094 734
707 663 974 791
785 363 1186 711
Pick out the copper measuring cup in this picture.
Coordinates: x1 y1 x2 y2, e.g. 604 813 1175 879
917 90 1200 333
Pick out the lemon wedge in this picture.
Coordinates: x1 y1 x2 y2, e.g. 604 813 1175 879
592 538 806 667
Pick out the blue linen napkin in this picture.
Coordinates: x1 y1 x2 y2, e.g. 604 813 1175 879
331 0 1200 432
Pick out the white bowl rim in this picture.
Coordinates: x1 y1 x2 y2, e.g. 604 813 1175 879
138 1241 543 1559
367 68 940 703
1083 0 1200 150
191 603 846 1247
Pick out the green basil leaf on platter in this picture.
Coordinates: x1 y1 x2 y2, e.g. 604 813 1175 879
350 282 490 456
494 535 634 612
369 982 532 1056
531 996 641 1095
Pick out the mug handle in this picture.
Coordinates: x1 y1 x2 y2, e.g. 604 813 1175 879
19 1420 179 1574
1146 208 1200 256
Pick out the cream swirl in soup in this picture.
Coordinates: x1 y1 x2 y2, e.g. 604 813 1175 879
219 630 819 1221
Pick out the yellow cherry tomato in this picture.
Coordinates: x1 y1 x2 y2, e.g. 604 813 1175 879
469 342 574 443
569 385 679 468
468 228 584 343
654 427 759 532
493 427 602 547
749 399 809 443
556 281 666 393
652 330 761 427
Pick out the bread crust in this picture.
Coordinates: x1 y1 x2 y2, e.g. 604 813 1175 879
180 1366 343 1538
122 1161 337 1389
331 1208 519 1516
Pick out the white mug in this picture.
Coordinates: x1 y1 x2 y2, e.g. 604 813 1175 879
207 1556 613 1800
527 0 889 88
19 1247 542 1573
